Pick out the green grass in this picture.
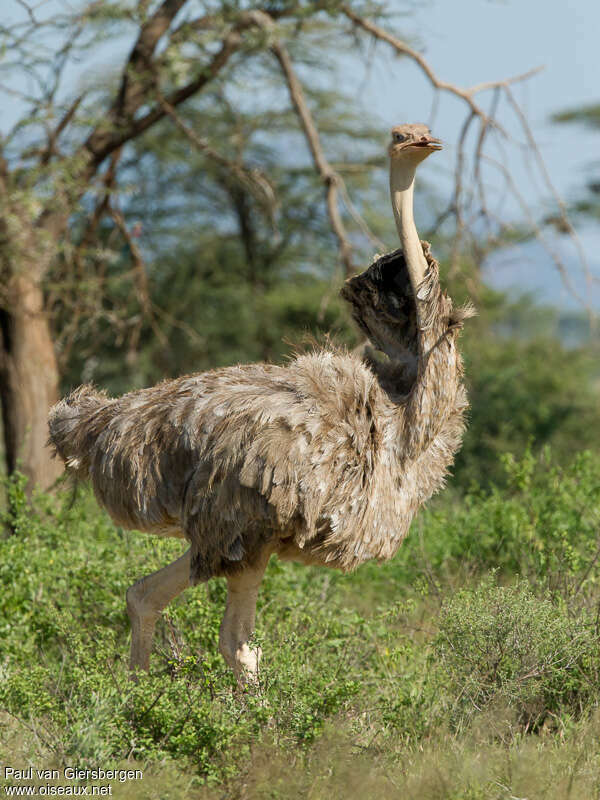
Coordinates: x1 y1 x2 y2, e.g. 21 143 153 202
2 450 600 798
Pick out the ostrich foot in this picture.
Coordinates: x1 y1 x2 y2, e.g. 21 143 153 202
219 638 263 687
235 643 263 687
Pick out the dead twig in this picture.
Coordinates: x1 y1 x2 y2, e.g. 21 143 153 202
40 94 84 166
504 84 596 295
342 6 541 126
107 202 170 357
482 154 592 321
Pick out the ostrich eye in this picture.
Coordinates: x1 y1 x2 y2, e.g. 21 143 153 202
392 132 406 143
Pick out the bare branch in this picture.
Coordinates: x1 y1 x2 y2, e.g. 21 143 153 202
342 6 594 312
482 154 592 322
474 88 501 224
270 41 355 276
83 150 122 250
447 111 476 277
39 94 84 166
15 0 37 26
337 179 386 253
107 205 150 314
342 6 541 125
503 85 595 292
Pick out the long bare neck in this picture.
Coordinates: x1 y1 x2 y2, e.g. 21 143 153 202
390 160 430 295
388 158 463 462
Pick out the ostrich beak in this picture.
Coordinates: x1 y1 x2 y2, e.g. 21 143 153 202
408 135 443 151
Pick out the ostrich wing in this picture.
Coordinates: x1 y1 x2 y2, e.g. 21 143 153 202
180 355 382 582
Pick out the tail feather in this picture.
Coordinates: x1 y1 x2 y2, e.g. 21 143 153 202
48 384 108 474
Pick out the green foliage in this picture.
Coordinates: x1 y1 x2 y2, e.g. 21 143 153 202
445 278 600 488
553 104 600 128
458 334 600 487
0 476 366 781
423 448 600 590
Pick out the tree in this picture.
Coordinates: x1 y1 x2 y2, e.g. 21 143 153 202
552 103 600 220
0 0 567 489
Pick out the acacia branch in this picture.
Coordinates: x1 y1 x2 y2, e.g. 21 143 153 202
85 35 240 175
113 0 188 122
39 94 84 166
82 8 281 175
342 6 542 124
38 9 265 243
270 41 355 276
83 0 189 169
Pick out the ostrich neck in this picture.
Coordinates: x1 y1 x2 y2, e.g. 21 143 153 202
388 157 462 465
390 160 430 294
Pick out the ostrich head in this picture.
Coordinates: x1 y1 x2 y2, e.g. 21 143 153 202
388 123 442 165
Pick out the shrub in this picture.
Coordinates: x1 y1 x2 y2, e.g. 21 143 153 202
435 577 600 732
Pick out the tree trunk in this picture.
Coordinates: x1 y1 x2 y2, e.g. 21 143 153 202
0 274 62 490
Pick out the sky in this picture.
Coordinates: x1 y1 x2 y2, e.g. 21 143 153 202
2 0 599 309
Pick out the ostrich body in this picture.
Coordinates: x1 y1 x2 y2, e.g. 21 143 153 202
48 124 471 681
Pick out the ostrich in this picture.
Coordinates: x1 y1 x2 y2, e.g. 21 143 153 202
48 123 472 682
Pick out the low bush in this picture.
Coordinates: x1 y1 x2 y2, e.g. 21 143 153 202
435 577 600 733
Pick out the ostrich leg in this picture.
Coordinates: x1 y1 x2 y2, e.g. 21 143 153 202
127 548 191 672
219 551 271 684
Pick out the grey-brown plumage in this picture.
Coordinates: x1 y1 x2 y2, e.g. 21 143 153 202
48 123 472 679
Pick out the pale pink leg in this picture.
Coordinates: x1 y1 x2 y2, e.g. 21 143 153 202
126 548 191 673
218 553 270 684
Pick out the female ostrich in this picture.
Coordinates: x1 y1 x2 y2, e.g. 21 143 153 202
48 123 471 681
